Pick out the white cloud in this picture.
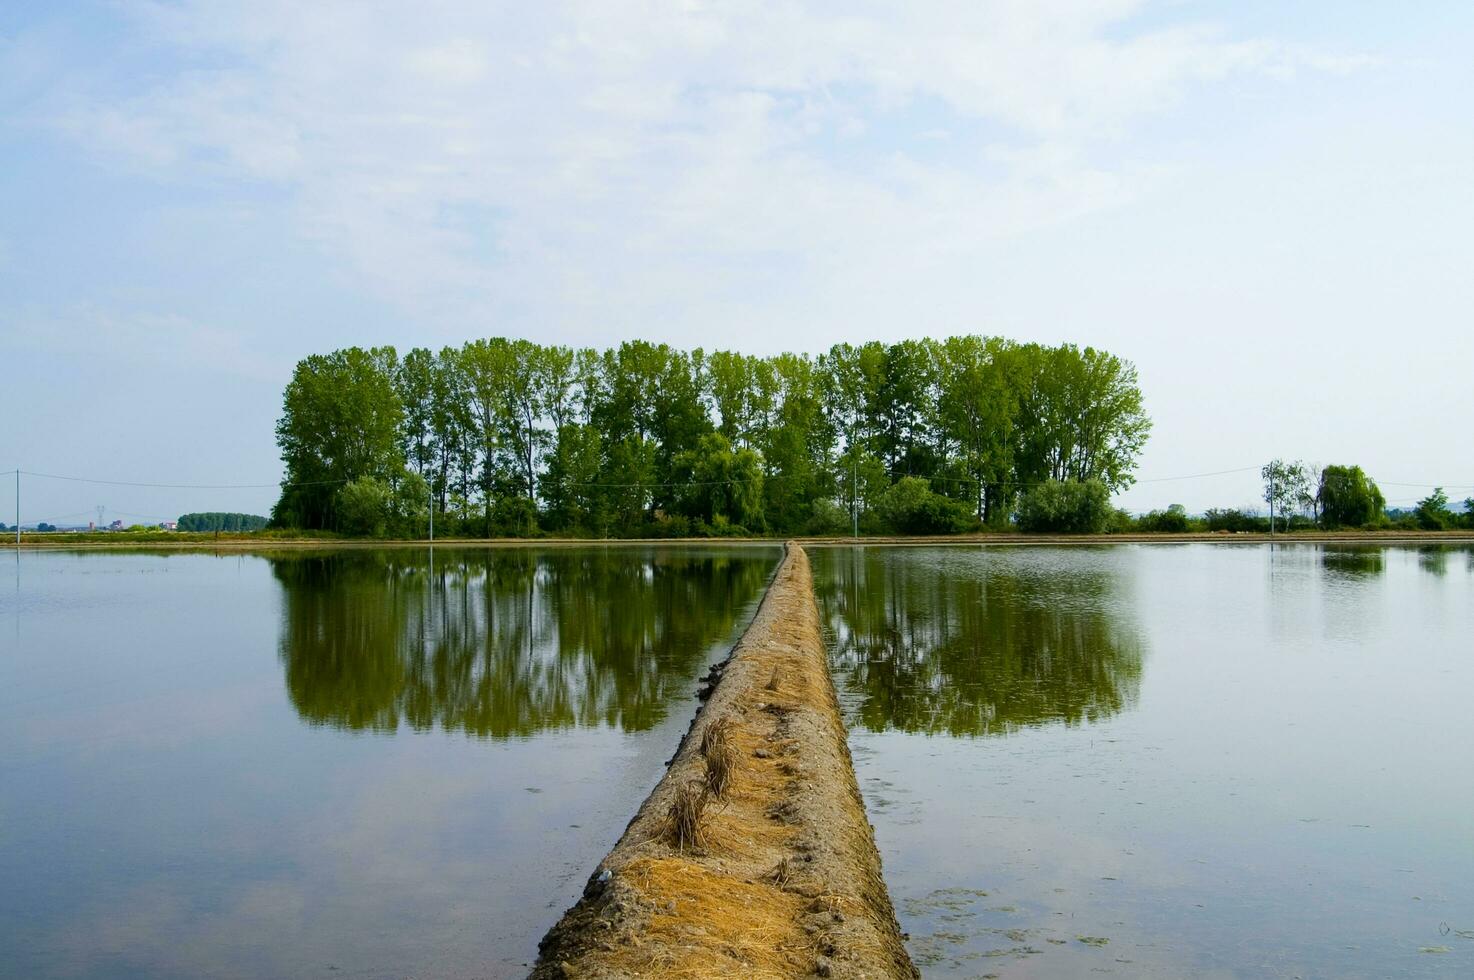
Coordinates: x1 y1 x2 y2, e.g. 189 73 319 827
9 305 284 382
26 1 1361 339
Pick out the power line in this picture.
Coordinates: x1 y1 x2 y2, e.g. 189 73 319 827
1136 466 1260 483
17 469 346 490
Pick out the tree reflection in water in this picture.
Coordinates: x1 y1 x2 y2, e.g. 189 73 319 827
1321 546 1386 579
813 547 1144 737
271 547 776 737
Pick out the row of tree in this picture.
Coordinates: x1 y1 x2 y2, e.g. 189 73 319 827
1122 462 1473 535
271 336 1151 537
177 512 269 532
1258 460 1471 531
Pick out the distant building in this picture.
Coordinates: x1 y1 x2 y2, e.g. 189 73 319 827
108 519 123 531
158 521 178 531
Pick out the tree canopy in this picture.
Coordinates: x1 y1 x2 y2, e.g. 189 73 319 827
1317 465 1385 528
270 336 1152 537
178 513 269 532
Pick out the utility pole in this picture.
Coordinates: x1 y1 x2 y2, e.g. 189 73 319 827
851 454 858 539
428 489 434 543
14 470 18 547
1269 468 1275 538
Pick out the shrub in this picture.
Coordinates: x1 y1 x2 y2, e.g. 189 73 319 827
1202 508 1269 533
335 476 392 537
695 514 751 537
804 498 852 536
489 495 539 537
649 514 693 538
873 477 976 535
1015 480 1111 534
1135 504 1191 533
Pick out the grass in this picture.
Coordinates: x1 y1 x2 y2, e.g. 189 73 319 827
618 857 812 979
700 716 738 800
661 781 712 852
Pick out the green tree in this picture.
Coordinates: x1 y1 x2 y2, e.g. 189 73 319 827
1261 458 1310 532
1014 345 1150 492
429 346 475 517
875 339 937 477
396 347 437 480
708 350 755 444
178 513 269 532
1414 487 1453 530
542 424 605 533
670 432 764 530
272 347 404 530
758 353 834 532
1317 465 1385 528
273 334 1154 539
934 336 1020 522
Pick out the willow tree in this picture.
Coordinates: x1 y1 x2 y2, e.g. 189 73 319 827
1318 465 1385 528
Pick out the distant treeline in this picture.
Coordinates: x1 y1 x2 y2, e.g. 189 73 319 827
270 337 1150 537
178 512 269 532
1126 462 1474 534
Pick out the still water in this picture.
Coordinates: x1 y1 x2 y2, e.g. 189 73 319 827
0 545 779 979
813 544 1474 979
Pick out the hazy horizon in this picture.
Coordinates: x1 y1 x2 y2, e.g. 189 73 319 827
4 2 1472 525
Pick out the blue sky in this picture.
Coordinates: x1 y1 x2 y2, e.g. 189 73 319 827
3 1 1472 524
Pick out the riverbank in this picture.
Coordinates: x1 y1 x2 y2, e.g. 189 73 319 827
9 529 1474 550
530 542 917 980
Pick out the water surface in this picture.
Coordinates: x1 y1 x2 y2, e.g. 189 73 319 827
813 544 1474 979
0 545 778 979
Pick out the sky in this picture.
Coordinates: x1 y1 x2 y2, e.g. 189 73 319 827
2 0 1472 526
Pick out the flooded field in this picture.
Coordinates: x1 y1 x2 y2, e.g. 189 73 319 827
813 544 1474 979
0 545 779 979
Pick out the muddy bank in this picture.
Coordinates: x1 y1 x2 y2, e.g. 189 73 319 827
531 542 917 980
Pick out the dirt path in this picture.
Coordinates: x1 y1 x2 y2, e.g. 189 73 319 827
529 542 917 980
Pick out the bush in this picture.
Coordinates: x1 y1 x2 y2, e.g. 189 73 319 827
1202 508 1269 533
333 472 433 537
1015 480 1111 534
489 495 539 537
696 514 751 537
1135 504 1191 533
648 514 692 538
873 477 976 535
804 498 852 536
335 477 392 536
